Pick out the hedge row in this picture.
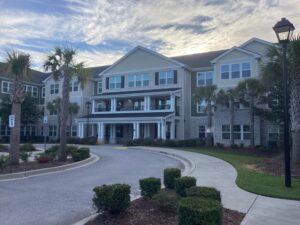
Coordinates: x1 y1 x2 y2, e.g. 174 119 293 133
126 138 205 148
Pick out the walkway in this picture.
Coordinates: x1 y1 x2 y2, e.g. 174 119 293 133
135 146 300 225
0 145 183 225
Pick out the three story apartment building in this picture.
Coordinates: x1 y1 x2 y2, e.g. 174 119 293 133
0 37 279 147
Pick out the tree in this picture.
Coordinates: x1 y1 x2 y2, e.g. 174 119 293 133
5 52 31 165
261 37 300 162
236 79 264 149
46 97 62 138
194 85 218 147
68 102 80 136
44 47 88 161
216 88 238 146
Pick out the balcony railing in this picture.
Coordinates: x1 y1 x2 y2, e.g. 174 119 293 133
116 106 144 111
95 107 111 112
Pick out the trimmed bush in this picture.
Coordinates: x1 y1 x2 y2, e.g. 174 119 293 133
19 151 32 163
151 189 180 213
0 155 9 172
93 184 131 214
20 143 36 152
186 186 221 202
45 145 59 160
178 197 222 225
174 176 196 197
70 147 90 162
139 177 161 198
164 168 181 189
0 144 9 152
164 140 177 147
68 137 98 145
35 153 53 163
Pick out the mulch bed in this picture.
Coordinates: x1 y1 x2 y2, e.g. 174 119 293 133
0 159 73 174
86 198 245 225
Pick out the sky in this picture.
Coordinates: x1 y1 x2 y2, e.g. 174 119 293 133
0 0 299 71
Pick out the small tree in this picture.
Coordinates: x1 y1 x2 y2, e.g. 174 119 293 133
194 85 218 146
46 97 62 138
236 79 264 149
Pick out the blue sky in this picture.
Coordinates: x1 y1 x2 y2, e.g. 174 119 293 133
0 0 299 70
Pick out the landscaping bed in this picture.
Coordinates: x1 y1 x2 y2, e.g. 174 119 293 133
86 196 245 225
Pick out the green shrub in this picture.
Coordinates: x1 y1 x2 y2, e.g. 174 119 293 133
0 144 9 152
174 176 197 197
93 184 131 214
70 147 90 162
139 177 161 198
230 144 239 149
0 155 9 172
186 186 221 202
19 151 32 163
126 140 134 146
164 140 177 147
20 143 36 152
80 137 98 145
35 153 53 163
178 197 222 225
143 137 154 146
67 145 79 155
164 168 181 189
67 137 80 144
151 189 180 213
45 145 59 160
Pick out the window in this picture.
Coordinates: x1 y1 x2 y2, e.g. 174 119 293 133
159 71 174 85
49 125 57 137
69 81 79 92
197 71 213 86
268 125 280 141
242 63 251 77
221 65 230 79
71 125 77 137
109 76 122 89
128 74 149 88
231 64 240 79
97 81 102 94
222 125 230 139
49 110 57 115
243 125 251 140
197 100 207 113
2 81 13 94
133 100 144 110
42 87 45 98
199 126 206 138
233 125 241 139
50 83 59 94
32 87 38 97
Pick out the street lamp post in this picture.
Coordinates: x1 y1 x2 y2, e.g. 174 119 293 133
86 101 91 137
273 17 295 187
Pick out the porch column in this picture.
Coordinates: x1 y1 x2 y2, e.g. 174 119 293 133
91 124 95 136
144 124 150 138
97 122 104 144
157 122 161 139
136 122 140 139
144 96 150 111
161 121 166 140
92 100 95 113
170 121 175 140
111 98 116 112
110 124 116 144
170 93 175 111
78 123 84 138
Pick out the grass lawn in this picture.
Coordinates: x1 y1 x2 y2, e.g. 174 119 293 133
179 147 300 201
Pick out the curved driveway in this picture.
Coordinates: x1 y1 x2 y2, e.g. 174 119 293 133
0 145 183 225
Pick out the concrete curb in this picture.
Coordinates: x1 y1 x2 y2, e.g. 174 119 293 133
0 153 99 182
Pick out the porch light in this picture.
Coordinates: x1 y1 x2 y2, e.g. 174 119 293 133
273 18 295 43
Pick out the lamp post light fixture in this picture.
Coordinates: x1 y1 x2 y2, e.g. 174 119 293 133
86 101 91 137
273 17 295 187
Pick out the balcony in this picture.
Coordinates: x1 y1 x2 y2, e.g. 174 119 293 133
94 106 111 112
150 104 171 110
116 106 144 111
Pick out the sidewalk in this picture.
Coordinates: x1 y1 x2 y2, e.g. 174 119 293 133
135 146 300 225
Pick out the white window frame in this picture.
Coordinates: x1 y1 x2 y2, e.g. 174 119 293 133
42 87 45 98
109 76 122 89
222 124 250 140
197 71 213 86
159 71 174 85
221 62 252 80
199 125 206 138
128 73 149 88
1 81 13 94
222 125 230 140
97 81 102 94
50 83 59 94
197 100 207 113
49 125 57 137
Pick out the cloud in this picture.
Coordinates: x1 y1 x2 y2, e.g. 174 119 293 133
0 0 299 71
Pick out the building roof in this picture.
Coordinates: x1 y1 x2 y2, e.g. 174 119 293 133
0 62 51 85
80 112 173 119
171 49 228 68
85 65 110 79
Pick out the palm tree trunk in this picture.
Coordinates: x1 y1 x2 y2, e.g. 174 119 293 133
206 100 213 147
250 97 255 149
9 102 21 165
59 71 70 161
69 115 73 137
229 99 235 146
290 78 300 163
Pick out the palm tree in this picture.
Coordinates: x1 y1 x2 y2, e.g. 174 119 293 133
68 102 80 136
5 52 31 165
44 47 88 161
46 97 62 138
216 88 238 146
261 37 300 163
194 85 218 147
236 79 264 149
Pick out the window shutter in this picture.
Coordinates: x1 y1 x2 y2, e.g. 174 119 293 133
155 72 159 85
121 76 125 88
106 77 109 89
174 70 177 84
